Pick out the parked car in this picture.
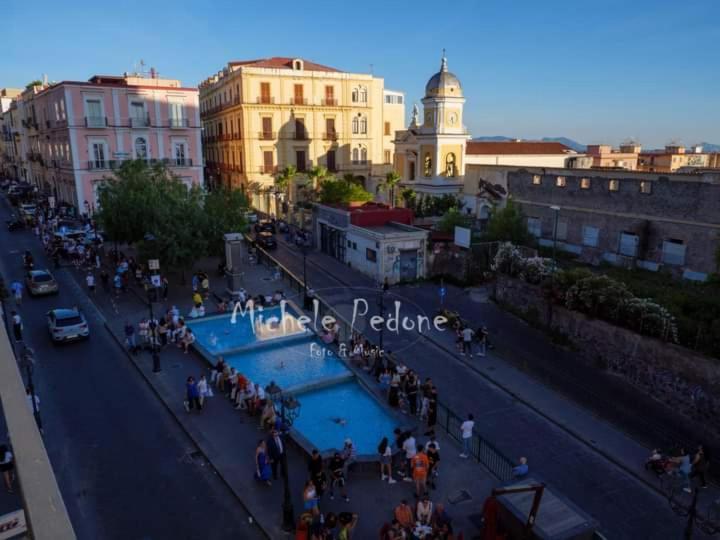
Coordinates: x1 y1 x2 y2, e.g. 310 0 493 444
46 308 90 343
243 211 258 224
19 203 37 216
26 269 59 296
256 231 277 250
254 219 276 234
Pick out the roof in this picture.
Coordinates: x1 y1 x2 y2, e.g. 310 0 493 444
229 57 342 73
466 141 575 155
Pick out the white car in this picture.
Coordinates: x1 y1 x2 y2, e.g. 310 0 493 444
47 308 90 343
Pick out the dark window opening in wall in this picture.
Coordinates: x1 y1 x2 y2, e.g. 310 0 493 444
366 248 377 262
384 122 391 136
409 161 416 181
556 176 566 187
296 150 307 172
662 239 686 265
609 179 620 191
582 226 599 247
619 232 639 257
640 181 652 194
327 150 336 172
532 174 541 185
527 217 541 237
580 177 591 189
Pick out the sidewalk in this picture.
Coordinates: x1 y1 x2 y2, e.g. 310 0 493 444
264 234 718 538
64 255 500 539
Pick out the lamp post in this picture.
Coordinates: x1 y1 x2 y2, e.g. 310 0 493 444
550 205 561 272
144 233 161 373
266 381 301 532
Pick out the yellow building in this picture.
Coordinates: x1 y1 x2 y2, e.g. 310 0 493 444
394 55 468 198
199 57 405 212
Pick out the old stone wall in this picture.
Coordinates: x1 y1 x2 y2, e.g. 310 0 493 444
495 276 719 433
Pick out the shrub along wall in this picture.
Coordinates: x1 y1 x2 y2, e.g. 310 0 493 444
495 276 720 435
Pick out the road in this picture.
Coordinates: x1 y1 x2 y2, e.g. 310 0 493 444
0 198 262 539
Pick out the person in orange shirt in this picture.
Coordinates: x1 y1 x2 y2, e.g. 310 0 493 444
393 499 414 531
411 445 430 497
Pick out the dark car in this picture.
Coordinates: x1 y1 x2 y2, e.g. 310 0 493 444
256 231 277 250
254 219 276 234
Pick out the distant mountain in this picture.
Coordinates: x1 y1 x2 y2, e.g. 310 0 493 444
700 142 720 152
472 135 586 152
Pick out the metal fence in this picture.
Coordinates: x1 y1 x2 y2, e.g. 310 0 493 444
250 240 517 481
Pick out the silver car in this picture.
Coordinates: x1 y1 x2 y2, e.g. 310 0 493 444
26 269 59 296
47 308 90 343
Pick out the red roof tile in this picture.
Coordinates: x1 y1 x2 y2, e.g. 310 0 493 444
229 57 342 73
466 141 574 155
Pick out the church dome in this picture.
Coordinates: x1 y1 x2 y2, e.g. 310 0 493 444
425 55 462 97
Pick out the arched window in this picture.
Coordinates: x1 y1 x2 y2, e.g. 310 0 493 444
359 87 367 103
351 88 359 102
135 137 148 159
352 148 359 162
360 147 368 162
352 117 359 134
423 153 432 177
445 153 456 177
359 117 367 134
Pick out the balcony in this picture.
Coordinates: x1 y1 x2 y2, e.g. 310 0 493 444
323 132 339 141
231 132 242 140
130 116 151 128
351 160 369 166
166 158 193 167
260 165 277 175
289 97 308 105
85 116 107 128
258 131 276 140
256 96 275 105
293 131 309 141
321 98 338 106
87 159 120 170
218 133 233 141
55 119 67 128
169 117 189 129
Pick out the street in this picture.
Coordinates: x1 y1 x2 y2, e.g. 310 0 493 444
0 197 261 539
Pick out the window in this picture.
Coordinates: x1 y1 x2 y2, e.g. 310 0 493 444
527 218 541 237
662 239 686 265
293 84 304 104
260 82 271 104
445 153 457 177
360 147 367 162
59 99 66 120
325 118 336 137
134 137 148 159
359 117 367 134
174 142 186 165
640 181 652 194
366 248 377 262
295 119 306 139
327 150 336 171
352 148 359 162
384 150 391 164
532 174 541 185
384 94 404 105
351 88 358 102
582 226 599 247
423 153 432 177
85 98 103 126
619 232 639 257
169 102 184 127
384 122 391 136
262 151 273 173
556 176 566 188
580 177 591 189
324 86 335 105
609 179 620 191
296 150 307 172
261 117 272 138
352 117 359 134
555 220 568 241
91 142 106 168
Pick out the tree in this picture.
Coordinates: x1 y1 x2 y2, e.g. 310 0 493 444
378 171 401 207
483 199 529 245
318 177 373 204
437 207 472 233
25 80 42 89
274 165 296 215
401 188 417 210
203 186 249 255
306 165 329 190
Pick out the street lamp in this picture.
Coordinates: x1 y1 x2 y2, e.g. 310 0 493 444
266 381 301 532
144 233 161 373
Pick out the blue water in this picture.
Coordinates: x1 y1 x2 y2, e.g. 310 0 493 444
187 305 306 353
293 382 399 455
222 337 350 390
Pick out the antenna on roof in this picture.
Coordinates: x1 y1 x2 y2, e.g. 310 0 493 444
369 63 374 75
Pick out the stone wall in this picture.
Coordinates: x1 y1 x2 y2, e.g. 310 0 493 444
495 276 719 433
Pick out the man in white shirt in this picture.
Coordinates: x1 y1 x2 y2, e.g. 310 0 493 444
402 434 417 481
460 414 475 458
26 387 40 414
461 327 474 357
86 272 96 294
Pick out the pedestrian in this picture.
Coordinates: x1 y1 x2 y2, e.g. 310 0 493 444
184 376 202 412
337 512 358 540
477 326 488 357
416 495 433 526
113 273 123 296
201 274 210 298
341 438 357 465
85 272 95 294
406 371 418 416
197 375 209 407
411 445 430 498
512 456 529 478
459 413 474 458
461 325 474 356
255 440 272 486
181 328 196 354
10 311 23 342
308 449 327 496
99 268 109 292
328 451 350 502
191 273 199 293
424 431 441 453
124 321 136 352
192 290 202 308
427 442 440 490
10 281 22 306
303 479 320 516
161 276 169 300
690 445 709 489
425 387 438 434
378 437 397 484
267 428 286 480
0 444 15 494
401 432 417 481
25 387 39 415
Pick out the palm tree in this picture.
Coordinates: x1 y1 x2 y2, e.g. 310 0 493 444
380 170 402 207
274 165 296 217
342 173 363 186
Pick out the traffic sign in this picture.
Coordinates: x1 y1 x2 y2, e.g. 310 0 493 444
148 259 160 270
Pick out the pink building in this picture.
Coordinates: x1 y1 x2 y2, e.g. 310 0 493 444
15 72 203 211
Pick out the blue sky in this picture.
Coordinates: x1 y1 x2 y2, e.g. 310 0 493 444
4 0 719 147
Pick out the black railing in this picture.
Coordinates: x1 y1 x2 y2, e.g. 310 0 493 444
85 116 107 128
166 158 193 167
130 116 151 128
258 131 276 140
169 118 189 128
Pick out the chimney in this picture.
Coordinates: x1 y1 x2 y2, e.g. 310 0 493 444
150 67 156 79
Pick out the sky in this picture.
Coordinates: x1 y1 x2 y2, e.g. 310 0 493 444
3 0 719 148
